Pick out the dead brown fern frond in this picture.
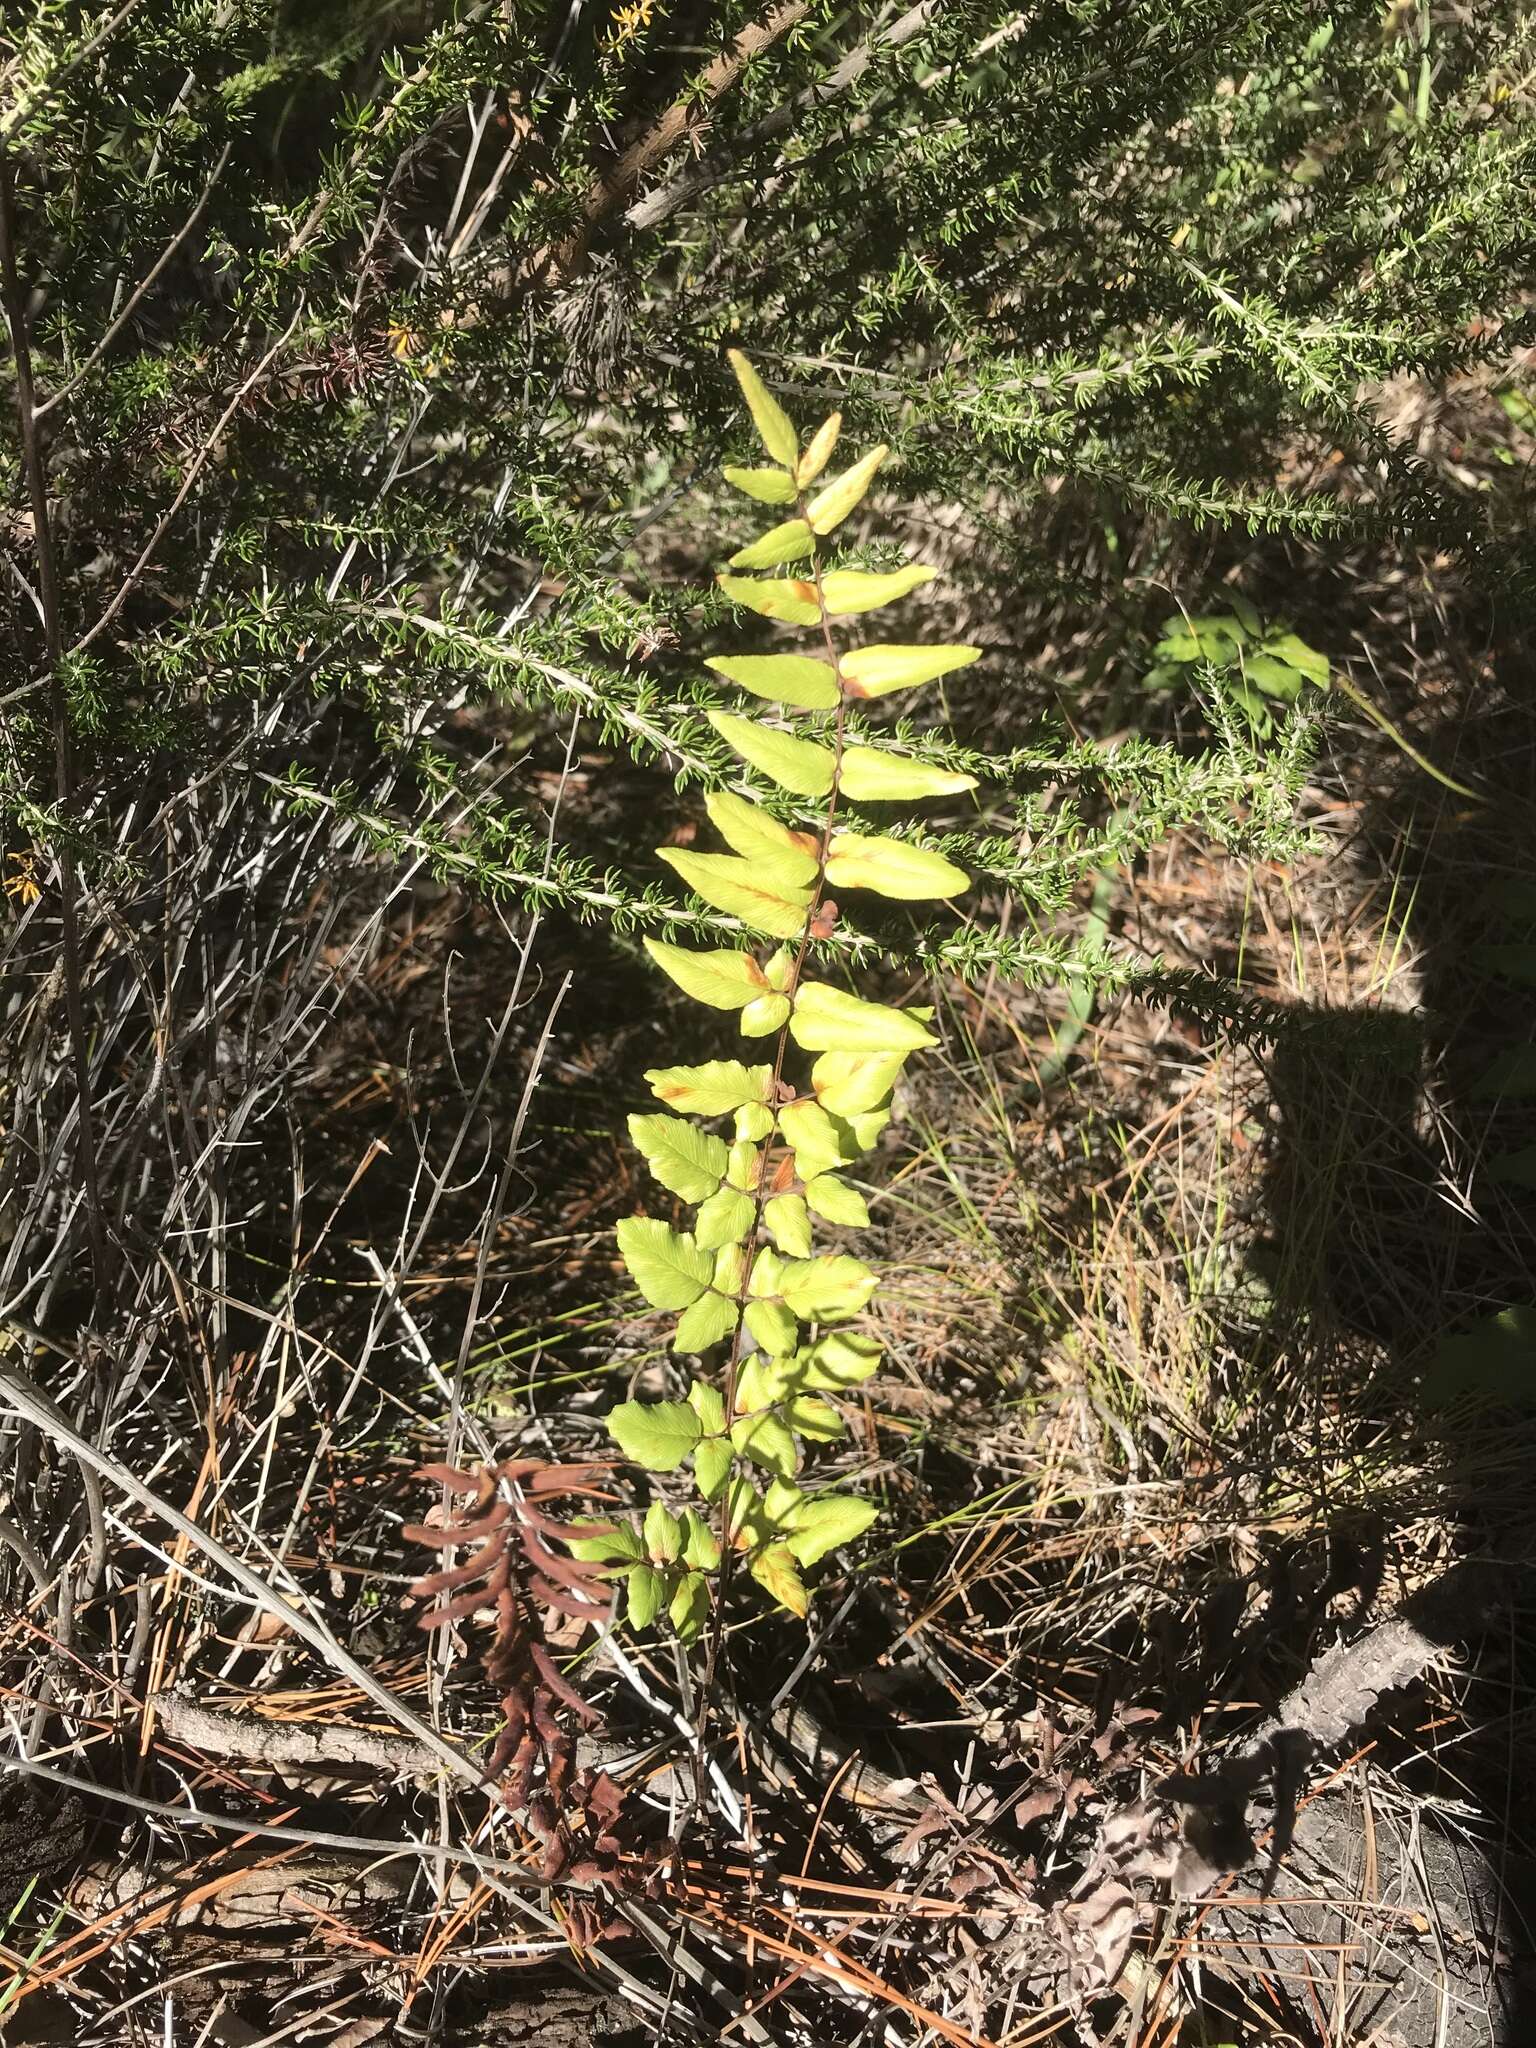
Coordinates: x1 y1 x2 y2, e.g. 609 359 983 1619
403 1458 615 1820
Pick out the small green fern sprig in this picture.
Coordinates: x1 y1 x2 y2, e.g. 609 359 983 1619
580 353 983 1635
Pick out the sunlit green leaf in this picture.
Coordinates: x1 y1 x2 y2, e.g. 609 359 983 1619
709 710 835 796
806 445 888 533
723 464 797 504
616 1217 714 1308
644 939 770 1010
804 1173 870 1228
644 1502 683 1562
728 517 815 569
764 1192 813 1257
785 1494 878 1566
732 1408 799 1477
788 1395 843 1441
829 1102 883 1164
705 652 840 710
695 1440 732 1499
627 1562 667 1627
825 832 969 900
840 746 977 801
716 573 820 624
741 991 792 1035
810 1048 905 1116
694 1185 754 1250
735 1101 776 1142
688 1379 726 1433
1154 631 1216 663
725 1139 760 1191
750 1542 808 1616
1263 631 1329 686
607 1398 702 1471
728 349 799 466
627 1113 727 1201
747 1246 785 1297
647 1060 773 1115
779 1253 878 1321
657 846 811 937
779 1098 848 1177
798 1330 882 1388
844 1103 891 1152
673 1288 740 1352
820 564 935 615
796 412 841 486
735 1355 787 1412
745 1298 798 1355
696 1428 735 1500
1159 614 1248 664
762 1478 805 1527
682 1509 720 1570
1242 652 1303 699
670 1571 711 1641
567 1520 646 1564
840 643 981 697
791 981 936 1054
725 1476 771 1549
712 1242 747 1295
705 792 819 885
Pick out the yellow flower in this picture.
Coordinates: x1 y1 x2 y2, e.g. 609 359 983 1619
605 0 656 51
3 854 41 908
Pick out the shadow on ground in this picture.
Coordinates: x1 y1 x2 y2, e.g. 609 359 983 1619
1242 625 1536 2044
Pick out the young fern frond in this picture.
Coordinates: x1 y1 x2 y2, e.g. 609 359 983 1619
593 351 975 1630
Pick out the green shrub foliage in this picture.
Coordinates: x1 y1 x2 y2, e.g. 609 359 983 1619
7 2 1529 969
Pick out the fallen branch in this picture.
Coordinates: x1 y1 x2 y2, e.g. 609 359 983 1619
149 1691 445 1780
1164 1609 1443 1898
999 1594 1471 2016
0 1359 483 1796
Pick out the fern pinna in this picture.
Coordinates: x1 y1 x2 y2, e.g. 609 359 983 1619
572 353 978 1635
